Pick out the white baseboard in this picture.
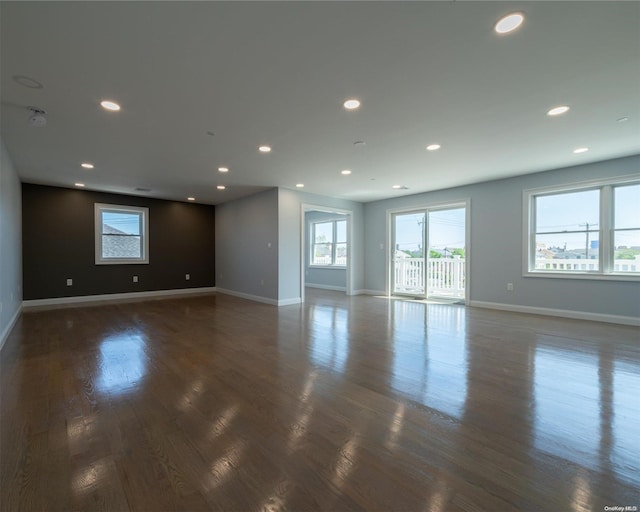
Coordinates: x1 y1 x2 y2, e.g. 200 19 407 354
305 283 346 292
216 288 302 307
0 305 22 352
215 288 278 306
278 297 302 306
353 289 387 296
22 287 217 310
469 300 640 326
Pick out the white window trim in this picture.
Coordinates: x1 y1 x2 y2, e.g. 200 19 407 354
522 174 640 281
309 219 347 268
95 203 149 265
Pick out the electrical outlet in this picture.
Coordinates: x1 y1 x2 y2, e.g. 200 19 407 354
507 283 514 291
133 276 138 283
185 274 190 281
66 278 73 286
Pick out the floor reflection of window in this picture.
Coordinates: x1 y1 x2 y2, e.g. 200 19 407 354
613 360 640 483
534 347 599 468
97 333 147 395
391 303 467 418
310 306 348 373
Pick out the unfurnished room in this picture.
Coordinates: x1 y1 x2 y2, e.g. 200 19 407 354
1 2 639 511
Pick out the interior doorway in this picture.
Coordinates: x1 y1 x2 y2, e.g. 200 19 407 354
300 204 353 303
390 202 468 302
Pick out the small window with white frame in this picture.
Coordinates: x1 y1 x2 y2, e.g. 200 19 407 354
523 176 640 279
95 203 149 264
310 219 347 267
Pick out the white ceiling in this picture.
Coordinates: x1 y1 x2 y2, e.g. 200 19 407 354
1 1 639 205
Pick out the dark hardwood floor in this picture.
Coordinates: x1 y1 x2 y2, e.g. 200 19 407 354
1 289 638 511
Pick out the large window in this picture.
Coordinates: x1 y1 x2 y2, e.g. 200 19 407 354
524 177 640 279
310 219 347 266
95 203 149 264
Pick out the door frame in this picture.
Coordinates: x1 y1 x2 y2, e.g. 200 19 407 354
386 198 471 304
300 203 354 303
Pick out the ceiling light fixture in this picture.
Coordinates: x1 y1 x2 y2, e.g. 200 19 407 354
426 144 441 151
341 169 352 175
573 147 589 154
217 185 226 190
100 100 121 111
27 107 47 128
547 105 570 116
617 117 629 123
296 183 304 188
343 99 361 110
218 167 229 173
188 197 195 201
494 12 524 34
258 145 272 153
392 185 402 189
81 162 94 169
75 183 85 188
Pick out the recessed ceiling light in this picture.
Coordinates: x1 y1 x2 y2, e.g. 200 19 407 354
392 185 402 189
100 100 121 111
218 167 229 173
343 99 361 110
573 147 589 154
353 140 366 147
206 131 215 137
426 144 441 151
13 75 44 89
258 145 272 153
187 197 195 201
341 169 352 175
217 185 226 190
547 105 570 116
81 162 94 169
494 12 524 34
617 117 629 123
296 183 304 188
74 183 85 188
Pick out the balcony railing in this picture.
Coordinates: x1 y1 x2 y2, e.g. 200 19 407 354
394 257 465 298
534 257 640 272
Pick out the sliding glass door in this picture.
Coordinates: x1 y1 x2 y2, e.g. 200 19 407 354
392 205 467 300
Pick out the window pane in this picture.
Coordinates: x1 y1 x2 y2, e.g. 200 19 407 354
535 232 599 271
102 235 142 258
614 184 640 230
314 222 333 244
335 243 347 265
102 211 141 235
336 220 347 243
614 230 640 273
536 190 599 233
313 243 332 265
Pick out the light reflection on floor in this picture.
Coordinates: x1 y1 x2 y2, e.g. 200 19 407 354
534 345 640 485
309 305 348 373
96 333 148 395
390 301 468 419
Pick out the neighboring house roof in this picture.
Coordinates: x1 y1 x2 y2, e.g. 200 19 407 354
102 224 141 258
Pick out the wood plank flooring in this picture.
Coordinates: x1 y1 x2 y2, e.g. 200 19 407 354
1 289 639 511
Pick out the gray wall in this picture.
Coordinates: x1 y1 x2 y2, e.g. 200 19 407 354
215 188 279 301
363 155 640 318
0 137 22 346
278 188 364 301
305 210 347 290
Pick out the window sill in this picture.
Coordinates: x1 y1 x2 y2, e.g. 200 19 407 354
309 265 346 270
524 271 639 282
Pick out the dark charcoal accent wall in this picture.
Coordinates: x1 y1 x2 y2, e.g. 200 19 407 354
23 184 215 300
